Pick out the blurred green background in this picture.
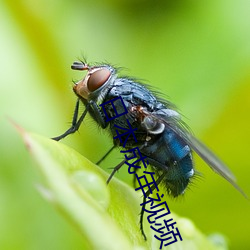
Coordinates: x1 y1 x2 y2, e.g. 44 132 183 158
1 0 250 249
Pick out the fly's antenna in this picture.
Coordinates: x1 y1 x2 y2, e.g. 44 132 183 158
71 61 89 71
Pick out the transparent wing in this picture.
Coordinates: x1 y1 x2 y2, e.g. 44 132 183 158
148 110 247 198
179 130 247 198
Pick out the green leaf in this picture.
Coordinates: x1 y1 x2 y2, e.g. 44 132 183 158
19 128 227 250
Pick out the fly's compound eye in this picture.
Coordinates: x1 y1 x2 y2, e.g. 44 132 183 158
87 68 111 92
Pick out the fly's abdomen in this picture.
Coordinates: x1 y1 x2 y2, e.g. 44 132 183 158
162 129 194 196
142 128 194 197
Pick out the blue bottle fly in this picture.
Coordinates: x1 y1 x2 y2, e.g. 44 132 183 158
52 60 246 239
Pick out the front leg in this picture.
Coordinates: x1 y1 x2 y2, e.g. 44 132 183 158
89 100 107 129
52 99 89 141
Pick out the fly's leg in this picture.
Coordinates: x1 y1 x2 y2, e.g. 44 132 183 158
52 99 89 141
89 100 106 129
107 152 142 184
52 99 108 141
96 146 116 165
133 163 141 188
106 158 127 184
140 195 147 240
139 173 165 240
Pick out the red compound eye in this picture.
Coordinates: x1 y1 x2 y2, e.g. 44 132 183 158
87 68 111 92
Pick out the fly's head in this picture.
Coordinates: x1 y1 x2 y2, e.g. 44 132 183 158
72 61 116 102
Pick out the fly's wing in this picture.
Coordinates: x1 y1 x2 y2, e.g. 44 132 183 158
150 109 248 198
181 131 248 198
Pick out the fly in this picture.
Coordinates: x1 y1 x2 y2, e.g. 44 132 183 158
52 60 247 239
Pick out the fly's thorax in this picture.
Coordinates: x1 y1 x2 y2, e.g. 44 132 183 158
73 64 117 103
